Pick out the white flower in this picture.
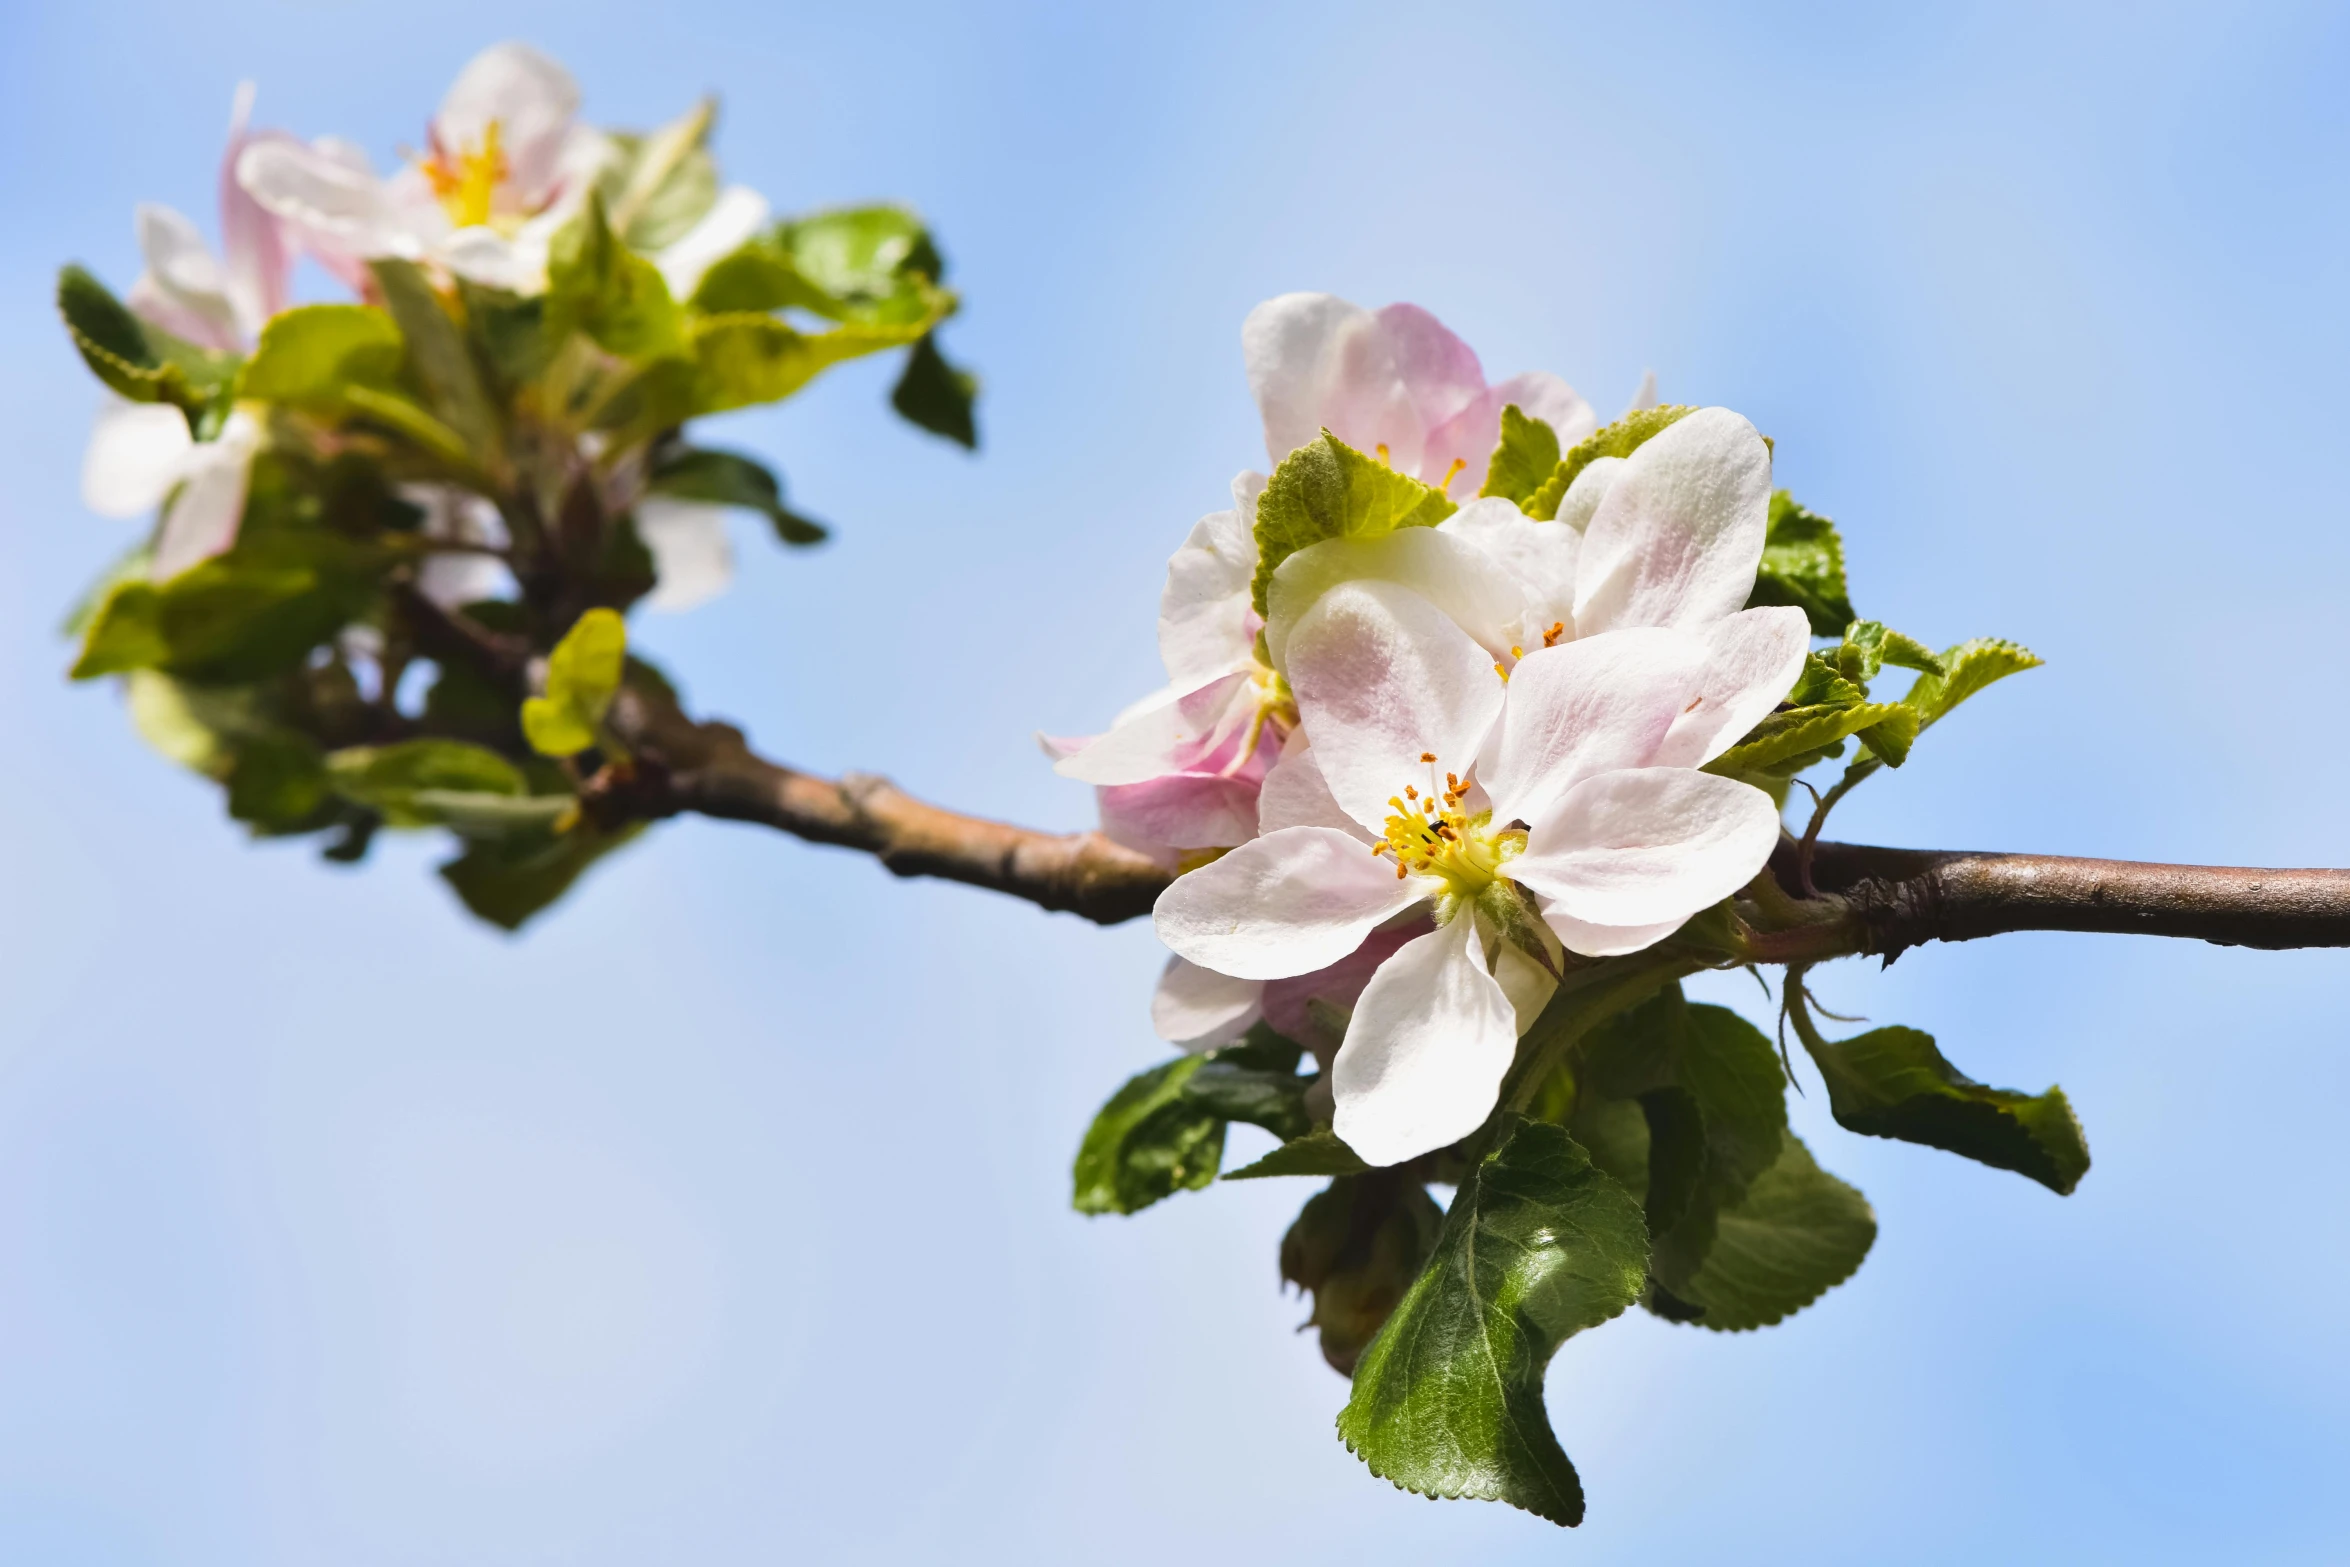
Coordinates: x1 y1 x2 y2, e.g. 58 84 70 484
632 498 736 611
1154 578 1801 1167
236 43 612 294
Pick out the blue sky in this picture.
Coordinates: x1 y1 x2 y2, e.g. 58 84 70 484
2 1 2347 1561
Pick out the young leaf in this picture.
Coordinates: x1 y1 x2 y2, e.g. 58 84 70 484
1854 704 1919 766
546 192 686 361
1250 431 1458 613
522 608 628 758
890 332 979 449
689 313 923 415
1904 639 2044 730
599 100 719 250
72 548 367 685
237 304 405 406
1071 1055 1225 1216
1800 1024 2091 1195
647 447 828 545
1282 1175 1445 1374
1524 405 1694 520
1744 491 1855 636
367 259 499 456
1836 620 1944 685
1708 700 1913 775
1663 1133 1876 1331
1788 651 1868 708
1337 1117 1649 1527
1478 403 1562 508
325 739 528 828
57 265 239 415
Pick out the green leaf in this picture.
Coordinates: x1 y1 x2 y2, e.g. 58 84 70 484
1250 431 1458 614
1854 704 1919 766
236 304 404 406
546 192 686 361
1788 651 1868 709
324 739 528 828
1667 1133 1876 1331
71 545 369 685
225 732 331 832
889 332 979 448
1223 1126 1372 1180
1072 1056 1224 1216
1524 405 1694 521
1903 638 2044 730
438 822 643 931
646 447 827 545
1478 403 1562 507
1801 1024 2091 1195
688 313 923 416
1744 491 1855 636
1836 620 1944 685
56 265 239 415
1282 1175 1445 1374
522 607 628 757
1181 1055 1314 1142
367 260 499 456
1338 1117 1649 1527
691 207 955 329
1709 700 1913 776
599 100 719 250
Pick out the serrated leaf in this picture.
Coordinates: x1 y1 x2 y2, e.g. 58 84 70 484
647 446 827 545
1478 403 1562 507
1788 651 1867 708
1524 405 1694 520
692 206 955 330
71 545 369 685
1223 1126 1371 1180
1709 700 1911 775
1801 1024 2090 1195
237 304 405 406
890 332 979 449
1668 1132 1875 1331
522 608 627 758
1837 620 1943 685
1855 704 1918 766
1744 491 1855 636
57 265 239 415
1337 1117 1648 1527
1250 431 1457 613
1072 1055 1224 1215
1282 1175 1444 1374
546 192 686 361
1904 638 2043 730
325 739 528 828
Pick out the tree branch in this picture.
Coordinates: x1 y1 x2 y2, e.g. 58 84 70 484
395 588 2350 948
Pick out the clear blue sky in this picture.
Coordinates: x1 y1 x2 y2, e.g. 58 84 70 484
2 1 2347 1561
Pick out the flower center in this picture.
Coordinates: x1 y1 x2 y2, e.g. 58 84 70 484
422 120 508 229
1222 662 1298 777
1371 753 1519 898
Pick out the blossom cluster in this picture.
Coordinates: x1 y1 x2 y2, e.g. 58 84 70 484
1053 296 1809 1167
81 43 798 609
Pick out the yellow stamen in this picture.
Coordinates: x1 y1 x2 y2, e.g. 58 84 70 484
421 119 508 228
1375 442 1391 466
1542 621 1566 649
1439 457 1468 494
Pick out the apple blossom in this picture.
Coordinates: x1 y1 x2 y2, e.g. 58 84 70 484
1155 578 1798 1167
237 42 612 293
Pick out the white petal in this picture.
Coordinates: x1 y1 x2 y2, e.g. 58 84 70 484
634 496 735 611
1154 826 1428 981
1331 917 1520 1167
1151 957 1265 1051
1056 673 1247 785
1257 736 1371 840
656 185 770 299
1511 768 1781 932
436 226 540 290
236 139 412 280
127 204 241 352
1242 292 1423 473
1573 407 1773 634
1097 771 1260 853
1372 302 1487 432
82 401 192 518
1482 627 1707 827
1625 370 1660 414
437 42 581 205
1535 908 1690 958
150 412 260 580
409 485 515 609
1157 471 1263 689
1266 525 1526 672
1490 935 1560 1036
1284 579 1507 834
1438 495 1579 642
1652 606 1812 768
1552 454 1624 533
